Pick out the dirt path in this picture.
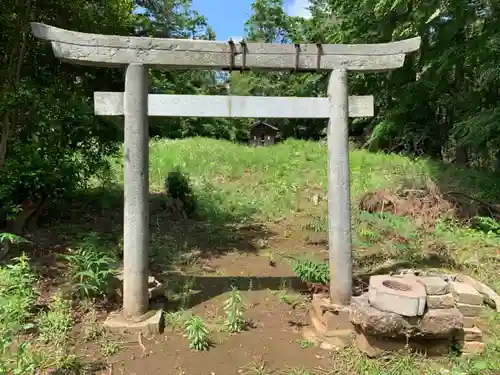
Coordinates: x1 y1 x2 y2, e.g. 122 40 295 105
101 231 332 375
109 291 333 374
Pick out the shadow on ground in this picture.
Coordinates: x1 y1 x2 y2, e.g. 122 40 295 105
27 183 271 273
163 275 307 309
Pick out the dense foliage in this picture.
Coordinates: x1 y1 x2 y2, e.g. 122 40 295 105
2 0 500 237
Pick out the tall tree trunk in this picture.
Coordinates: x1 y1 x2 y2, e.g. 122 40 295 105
0 0 32 167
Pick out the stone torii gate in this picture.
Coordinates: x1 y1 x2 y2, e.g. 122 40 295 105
31 22 420 324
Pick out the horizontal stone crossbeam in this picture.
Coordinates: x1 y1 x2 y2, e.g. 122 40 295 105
94 93 374 118
30 23 421 72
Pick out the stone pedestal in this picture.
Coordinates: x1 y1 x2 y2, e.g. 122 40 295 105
349 275 487 357
104 309 164 334
303 294 355 350
305 273 491 357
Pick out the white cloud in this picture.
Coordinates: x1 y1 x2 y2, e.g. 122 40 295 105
286 0 311 18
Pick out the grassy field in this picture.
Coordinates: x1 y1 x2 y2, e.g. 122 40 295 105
1 138 500 374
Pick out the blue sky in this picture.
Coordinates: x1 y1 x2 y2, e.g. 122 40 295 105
169 0 311 41
192 0 311 41
134 1 311 40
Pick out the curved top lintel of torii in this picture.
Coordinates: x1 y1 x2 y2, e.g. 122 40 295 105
30 22 421 72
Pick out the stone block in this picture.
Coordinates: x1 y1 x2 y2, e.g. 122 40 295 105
309 309 327 335
418 308 463 338
456 303 485 317
312 293 349 315
103 309 164 334
451 282 483 306
350 294 416 337
461 341 485 355
309 302 351 335
355 328 453 358
368 275 426 316
417 276 449 295
354 329 416 358
427 293 455 309
463 317 477 328
461 327 483 342
423 339 453 357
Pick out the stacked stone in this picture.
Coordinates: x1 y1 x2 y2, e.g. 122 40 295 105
450 282 485 354
304 273 489 357
350 275 461 358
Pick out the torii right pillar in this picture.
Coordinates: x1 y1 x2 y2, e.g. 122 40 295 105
327 68 352 305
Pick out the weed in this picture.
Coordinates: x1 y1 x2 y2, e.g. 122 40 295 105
0 327 39 374
471 216 500 235
287 257 329 286
61 233 118 299
279 293 302 309
296 339 314 349
82 309 105 341
303 216 327 233
0 254 38 330
0 232 31 245
223 286 246 333
239 361 272 375
167 276 196 309
36 293 72 345
100 340 122 357
184 315 211 351
164 310 191 331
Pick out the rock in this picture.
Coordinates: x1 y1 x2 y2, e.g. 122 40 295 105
456 303 485 317
368 275 426 317
148 276 165 299
354 329 414 358
323 327 354 338
462 327 483 342
418 308 463 338
322 328 354 349
427 293 455 309
463 317 477 328
350 294 416 337
424 339 453 357
460 341 485 355
355 328 453 358
417 276 449 295
310 294 352 334
455 274 500 312
319 341 335 350
302 326 321 345
451 282 483 306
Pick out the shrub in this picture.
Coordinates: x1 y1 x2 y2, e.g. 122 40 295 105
165 166 198 218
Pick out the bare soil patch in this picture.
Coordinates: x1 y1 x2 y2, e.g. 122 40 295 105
106 291 333 375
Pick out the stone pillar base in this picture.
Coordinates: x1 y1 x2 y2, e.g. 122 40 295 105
303 293 355 350
103 309 164 334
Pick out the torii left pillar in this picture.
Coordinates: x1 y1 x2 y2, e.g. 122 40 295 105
123 64 150 318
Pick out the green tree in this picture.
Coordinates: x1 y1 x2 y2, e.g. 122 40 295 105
0 0 136 245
